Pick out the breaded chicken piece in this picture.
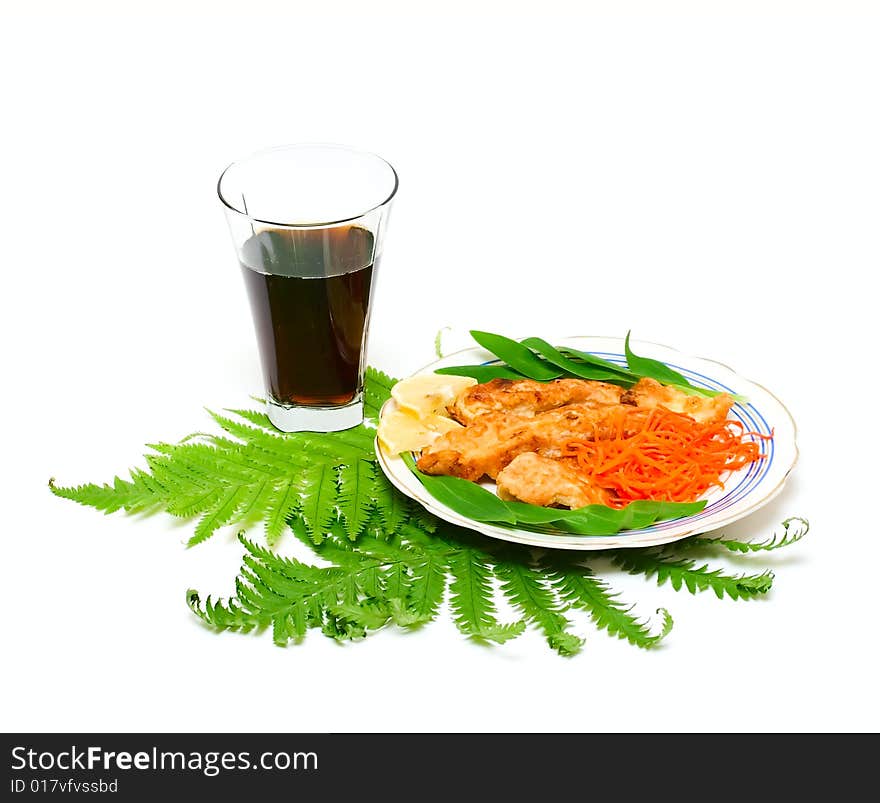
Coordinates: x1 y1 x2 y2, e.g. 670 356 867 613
496 452 611 508
449 377 625 424
417 402 623 481
621 377 734 424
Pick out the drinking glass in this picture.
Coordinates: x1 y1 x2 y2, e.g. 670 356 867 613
218 144 397 432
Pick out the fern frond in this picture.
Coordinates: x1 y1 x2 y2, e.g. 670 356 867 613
49 475 160 514
364 366 395 419
323 426 377 453
370 470 412 534
612 552 774 600
223 407 275 430
541 555 672 648
328 600 392 632
386 597 433 627
383 562 411 603
678 516 810 554
206 409 277 446
297 464 340 542
328 531 421 565
238 534 326 580
189 484 255 546
260 479 299 545
448 548 525 643
143 454 212 498
494 559 583 656
166 486 224 518
405 546 448 622
52 401 381 546
187 589 263 632
337 460 376 540
196 532 427 646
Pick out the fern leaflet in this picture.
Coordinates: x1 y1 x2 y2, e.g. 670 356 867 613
448 547 525 643
337 460 376 540
541 554 673 648
676 517 810 554
612 552 774 600
494 558 584 655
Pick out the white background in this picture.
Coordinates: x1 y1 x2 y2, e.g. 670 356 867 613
3 1 878 733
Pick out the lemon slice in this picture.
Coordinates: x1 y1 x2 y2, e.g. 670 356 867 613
378 409 462 454
423 414 465 438
391 373 477 418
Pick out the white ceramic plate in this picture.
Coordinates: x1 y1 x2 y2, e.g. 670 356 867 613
375 336 798 550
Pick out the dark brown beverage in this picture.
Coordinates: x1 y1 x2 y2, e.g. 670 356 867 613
239 225 376 406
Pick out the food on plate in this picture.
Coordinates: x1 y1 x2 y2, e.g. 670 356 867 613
416 402 624 481
496 452 612 508
379 374 476 453
407 374 768 509
377 407 462 454
417 377 736 481
391 373 477 418
450 377 625 424
620 377 733 424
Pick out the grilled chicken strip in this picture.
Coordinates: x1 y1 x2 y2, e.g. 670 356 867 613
449 377 625 424
496 452 611 508
621 377 734 424
417 401 622 481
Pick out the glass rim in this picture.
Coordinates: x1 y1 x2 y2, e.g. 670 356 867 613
217 143 399 229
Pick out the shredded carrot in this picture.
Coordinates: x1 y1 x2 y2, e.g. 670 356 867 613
562 407 773 508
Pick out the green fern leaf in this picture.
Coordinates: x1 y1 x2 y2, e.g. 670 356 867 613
370 470 412 533
406 546 448 622
297 464 341 542
612 552 774 600
387 597 432 627
287 601 310 642
541 555 672 648
337 460 376 540
223 407 275 430
143 454 210 498
383 562 411 603
240 535 329 583
49 474 159 514
206 409 276 445
188 588 263 632
218 534 398 645
364 366 395 419
329 600 391 631
263 478 301 546
323 426 376 454
448 547 525 643
166 486 223 518
494 559 583 655
188 484 254 546
679 516 810 554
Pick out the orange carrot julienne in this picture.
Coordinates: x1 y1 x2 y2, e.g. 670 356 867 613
562 406 773 507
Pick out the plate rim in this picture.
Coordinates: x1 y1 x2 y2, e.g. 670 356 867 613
375 335 799 550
